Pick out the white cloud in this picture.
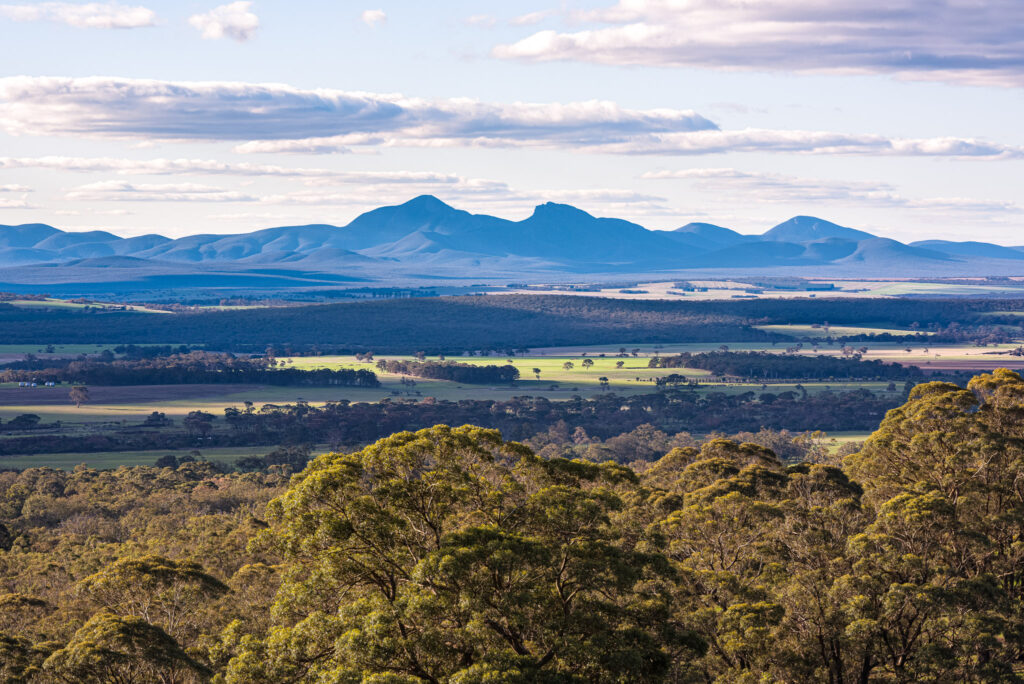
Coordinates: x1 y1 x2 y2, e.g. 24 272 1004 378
0 76 716 146
643 167 1022 214
54 208 132 216
0 77 1021 160
588 129 1024 159
189 1 258 41
0 155 464 184
0 183 30 192
465 14 496 27
511 10 554 26
0 2 155 29
495 0 1024 88
360 9 386 26
66 181 259 202
0 197 31 209
39 160 674 219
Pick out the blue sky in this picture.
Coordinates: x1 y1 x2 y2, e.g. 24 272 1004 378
0 0 1021 242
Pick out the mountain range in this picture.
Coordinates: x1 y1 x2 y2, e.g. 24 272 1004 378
2 195 1024 295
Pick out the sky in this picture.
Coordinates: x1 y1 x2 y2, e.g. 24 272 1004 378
0 0 1022 242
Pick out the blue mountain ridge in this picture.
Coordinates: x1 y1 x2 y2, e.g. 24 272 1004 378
0 195 1020 281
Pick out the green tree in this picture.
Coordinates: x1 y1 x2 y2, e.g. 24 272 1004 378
226 425 695 682
43 612 209 684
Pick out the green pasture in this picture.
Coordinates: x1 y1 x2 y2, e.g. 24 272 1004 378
0 340 1016 460
824 431 872 454
284 354 707 393
755 324 934 338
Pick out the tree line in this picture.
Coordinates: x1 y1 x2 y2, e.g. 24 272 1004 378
0 386 901 457
376 359 519 384
3 369 1024 680
650 350 924 380
0 351 380 388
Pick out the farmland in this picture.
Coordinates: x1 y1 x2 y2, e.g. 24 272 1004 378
1 293 1023 469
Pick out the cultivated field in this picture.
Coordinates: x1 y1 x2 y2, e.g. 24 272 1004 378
497 279 1024 301
2 331 1021 469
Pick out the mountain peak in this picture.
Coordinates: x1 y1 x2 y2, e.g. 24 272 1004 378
762 216 875 242
400 195 455 212
528 202 594 222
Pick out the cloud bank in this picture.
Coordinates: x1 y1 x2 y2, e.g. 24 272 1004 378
644 167 1021 214
0 2 155 29
495 0 1024 88
0 76 716 145
0 77 1021 159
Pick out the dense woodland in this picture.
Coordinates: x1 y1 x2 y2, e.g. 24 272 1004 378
2 295 1020 352
3 370 1024 681
651 350 923 380
376 359 520 384
0 351 380 388
0 387 901 458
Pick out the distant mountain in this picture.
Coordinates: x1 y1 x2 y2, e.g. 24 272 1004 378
669 222 752 250
0 223 62 248
835 238 953 265
911 240 1024 261
4 197 1024 294
762 216 875 243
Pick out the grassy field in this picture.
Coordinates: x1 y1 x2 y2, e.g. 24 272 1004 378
0 339 1018 470
4 339 1019 426
4 298 169 314
824 431 872 454
1 339 1020 428
754 324 933 338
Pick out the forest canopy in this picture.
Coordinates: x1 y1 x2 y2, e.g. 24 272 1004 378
3 369 1024 681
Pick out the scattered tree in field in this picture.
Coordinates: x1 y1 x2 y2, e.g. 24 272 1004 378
598 376 610 390
616 360 625 369
562 361 574 371
183 410 216 437
532 367 541 380
68 385 89 408
581 358 595 370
